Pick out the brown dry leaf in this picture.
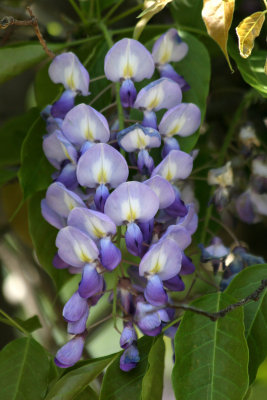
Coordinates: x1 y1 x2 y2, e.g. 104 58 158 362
202 0 235 71
236 11 266 58
133 0 173 40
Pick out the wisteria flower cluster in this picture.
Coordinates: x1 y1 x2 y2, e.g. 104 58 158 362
40 29 201 371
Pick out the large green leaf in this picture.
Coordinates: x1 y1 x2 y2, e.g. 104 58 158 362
172 292 249 400
0 168 17 187
100 336 164 400
18 115 53 199
229 43 267 98
45 355 115 400
0 337 50 400
0 108 40 167
174 31 211 151
141 335 165 400
73 385 99 400
171 0 206 34
0 42 63 85
28 191 69 289
226 264 267 383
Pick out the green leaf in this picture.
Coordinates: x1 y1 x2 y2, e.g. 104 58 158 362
0 42 63 85
225 264 267 383
0 337 50 400
18 115 54 200
172 292 249 400
141 336 165 400
45 355 115 400
171 0 206 35
28 191 69 290
0 311 41 334
229 43 267 98
100 336 158 400
174 31 211 151
34 63 61 109
0 108 40 167
73 385 99 400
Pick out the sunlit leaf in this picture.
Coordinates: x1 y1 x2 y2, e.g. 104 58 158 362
0 337 50 400
229 40 267 98
226 265 267 383
172 292 249 399
236 11 266 58
265 57 267 75
202 0 235 71
134 0 174 39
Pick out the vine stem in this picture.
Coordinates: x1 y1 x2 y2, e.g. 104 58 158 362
146 280 267 323
0 309 29 336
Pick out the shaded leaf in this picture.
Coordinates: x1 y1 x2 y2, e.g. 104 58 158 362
171 0 206 34
73 385 99 400
226 264 267 383
18 115 53 200
100 336 155 400
0 42 64 85
173 31 211 152
229 40 267 98
0 311 41 333
172 292 249 400
46 355 115 400
34 63 61 109
28 191 69 290
0 337 50 400
236 11 266 58
141 336 165 400
202 0 235 71
265 57 267 75
0 108 40 167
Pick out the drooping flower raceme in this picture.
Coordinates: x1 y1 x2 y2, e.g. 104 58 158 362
40 32 199 371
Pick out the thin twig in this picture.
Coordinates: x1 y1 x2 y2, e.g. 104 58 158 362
89 83 113 106
90 74 107 83
87 314 113 331
169 279 267 321
0 7 55 58
210 215 240 245
100 102 117 113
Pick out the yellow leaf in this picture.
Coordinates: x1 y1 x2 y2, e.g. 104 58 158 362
134 0 173 40
202 0 235 71
236 11 266 58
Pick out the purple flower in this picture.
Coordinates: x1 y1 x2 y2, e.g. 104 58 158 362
144 274 168 306
160 225 191 250
152 29 188 66
144 175 175 209
159 103 201 138
41 182 85 229
51 90 76 119
139 238 182 281
62 103 110 148
77 143 129 189
135 298 169 336
67 307 89 335
134 78 182 116
49 52 89 95
120 344 140 372
104 181 159 225
63 291 88 322
176 203 198 235
56 226 99 269
55 335 85 368
120 324 137 349
118 124 161 152
43 130 77 170
104 38 154 82
152 150 193 182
